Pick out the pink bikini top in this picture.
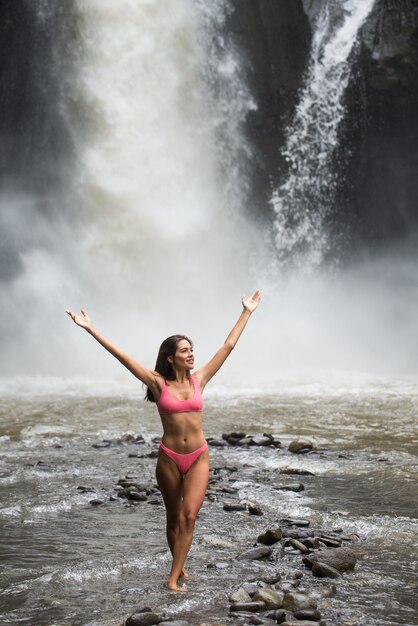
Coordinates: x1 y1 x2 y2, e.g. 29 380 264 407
156 375 203 416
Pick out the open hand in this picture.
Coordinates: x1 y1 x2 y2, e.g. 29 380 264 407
242 290 261 313
66 308 92 330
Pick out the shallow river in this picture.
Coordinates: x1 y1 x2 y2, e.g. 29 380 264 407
0 376 417 625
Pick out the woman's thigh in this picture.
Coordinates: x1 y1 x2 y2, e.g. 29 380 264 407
156 451 183 513
182 450 209 515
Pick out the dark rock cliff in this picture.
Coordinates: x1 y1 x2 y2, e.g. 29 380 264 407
227 0 312 221
0 0 77 193
344 0 418 249
229 0 418 251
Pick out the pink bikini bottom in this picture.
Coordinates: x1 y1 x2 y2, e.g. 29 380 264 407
159 441 208 475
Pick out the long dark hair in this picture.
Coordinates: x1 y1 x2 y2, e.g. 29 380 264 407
145 334 193 402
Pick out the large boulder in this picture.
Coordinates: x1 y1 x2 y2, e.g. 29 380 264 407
303 547 357 572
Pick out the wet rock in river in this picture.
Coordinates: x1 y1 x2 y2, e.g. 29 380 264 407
222 432 247 445
252 587 284 609
301 537 321 550
280 468 315 476
207 438 227 447
216 484 238 494
282 529 313 540
248 504 263 515
250 435 275 446
125 611 161 626
289 538 309 553
127 491 147 501
294 608 322 621
274 483 305 492
288 439 314 454
237 546 272 561
317 533 342 547
228 612 268 624
280 518 310 527
147 497 162 505
282 592 317 612
236 437 253 446
311 561 341 578
303 547 357 572
229 587 252 603
257 527 283 545
223 502 247 511
89 499 104 506
241 582 259 596
92 440 112 448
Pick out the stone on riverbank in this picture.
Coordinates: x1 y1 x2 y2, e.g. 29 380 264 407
311 561 341 578
223 502 247 511
125 611 161 626
257 527 283 545
229 587 252 603
288 439 314 453
303 547 357 572
274 483 305 492
207 438 227 447
252 587 284 609
282 592 317 612
237 546 272 561
294 608 322 620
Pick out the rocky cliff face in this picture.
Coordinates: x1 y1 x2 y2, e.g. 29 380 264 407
345 0 418 249
229 0 418 252
226 0 312 221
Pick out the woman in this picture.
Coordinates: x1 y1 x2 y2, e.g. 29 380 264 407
66 290 260 591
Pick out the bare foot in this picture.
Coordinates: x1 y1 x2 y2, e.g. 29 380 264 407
179 568 191 580
166 580 188 592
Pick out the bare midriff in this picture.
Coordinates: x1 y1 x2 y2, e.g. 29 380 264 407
160 412 205 453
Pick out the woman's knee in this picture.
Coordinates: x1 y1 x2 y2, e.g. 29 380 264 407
182 510 197 533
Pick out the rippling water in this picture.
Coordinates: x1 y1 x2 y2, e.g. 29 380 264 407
0 376 417 625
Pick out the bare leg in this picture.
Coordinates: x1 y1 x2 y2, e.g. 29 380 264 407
156 448 209 590
166 450 209 589
156 450 187 591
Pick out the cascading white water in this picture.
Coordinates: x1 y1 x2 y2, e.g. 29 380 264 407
71 0 257 332
1 0 417 385
272 0 376 268
1 0 260 377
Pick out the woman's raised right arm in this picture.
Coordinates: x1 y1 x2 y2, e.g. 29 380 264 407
66 309 160 390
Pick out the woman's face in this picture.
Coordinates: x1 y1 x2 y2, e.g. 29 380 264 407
172 339 194 371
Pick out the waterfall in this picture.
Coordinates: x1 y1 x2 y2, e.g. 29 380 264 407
0 0 258 377
272 0 376 268
1 0 417 383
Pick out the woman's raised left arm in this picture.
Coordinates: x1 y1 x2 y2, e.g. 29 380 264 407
196 290 261 389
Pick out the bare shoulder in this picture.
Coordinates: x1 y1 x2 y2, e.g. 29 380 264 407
148 371 164 394
193 369 206 391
